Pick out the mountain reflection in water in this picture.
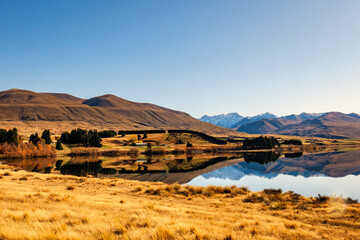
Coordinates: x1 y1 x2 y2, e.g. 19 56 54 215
188 151 360 199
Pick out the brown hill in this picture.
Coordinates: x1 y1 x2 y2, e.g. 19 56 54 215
236 118 302 134
44 93 85 104
237 112 360 139
0 89 236 136
277 112 360 139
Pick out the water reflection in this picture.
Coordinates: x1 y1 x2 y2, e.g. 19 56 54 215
188 151 360 199
3 150 360 199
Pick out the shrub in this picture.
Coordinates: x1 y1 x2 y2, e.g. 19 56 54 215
264 188 282 195
283 139 303 146
0 142 56 158
56 139 63 150
29 133 41 145
41 129 52 144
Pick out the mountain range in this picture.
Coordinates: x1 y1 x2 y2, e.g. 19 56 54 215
200 112 360 139
0 89 236 136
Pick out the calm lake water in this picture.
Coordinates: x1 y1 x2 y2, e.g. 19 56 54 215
2 150 360 199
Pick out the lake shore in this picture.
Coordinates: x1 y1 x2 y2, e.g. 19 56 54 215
0 164 359 240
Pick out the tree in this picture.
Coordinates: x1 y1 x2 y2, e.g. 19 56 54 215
29 133 41 145
41 129 52 144
87 130 102 147
60 132 70 144
98 130 116 138
56 139 63 150
0 128 19 145
143 132 148 139
243 136 280 150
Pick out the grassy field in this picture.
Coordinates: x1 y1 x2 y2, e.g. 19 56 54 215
0 164 359 240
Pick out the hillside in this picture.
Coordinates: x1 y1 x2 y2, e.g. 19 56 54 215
277 112 360 139
237 112 360 139
236 118 302 134
0 89 237 136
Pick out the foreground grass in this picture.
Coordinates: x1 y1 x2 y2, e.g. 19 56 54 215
0 165 359 240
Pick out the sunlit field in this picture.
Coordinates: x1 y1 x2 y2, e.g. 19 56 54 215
0 165 359 240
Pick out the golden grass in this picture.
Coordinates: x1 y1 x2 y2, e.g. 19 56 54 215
0 164 359 240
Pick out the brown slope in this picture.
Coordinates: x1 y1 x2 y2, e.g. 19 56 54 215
83 94 200 128
0 89 128 123
0 89 237 136
44 93 85 104
236 118 302 134
276 112 360 139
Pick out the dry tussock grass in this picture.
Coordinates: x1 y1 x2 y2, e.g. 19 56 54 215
0 165 359 240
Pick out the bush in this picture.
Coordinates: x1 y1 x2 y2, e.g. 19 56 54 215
41 129 52 144
0 142 56 158
283 139 303 145
29 133 41 145
56 139 63 150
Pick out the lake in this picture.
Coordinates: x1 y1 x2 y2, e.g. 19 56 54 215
2 150 360 200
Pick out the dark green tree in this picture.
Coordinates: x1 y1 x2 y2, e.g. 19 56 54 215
0 129 8 144
56 139 63 150
41 129 52 144
87 130 102 147
0 128 19 145
60 132 70 144
98 130 116 138
29 133 41 145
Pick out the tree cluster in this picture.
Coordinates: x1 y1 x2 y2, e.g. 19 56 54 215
243 136 280 149
98 130 117 138
283 139 303 145
0 128 19 146
60 129 102 147
244 152 280 164
29 133 41 145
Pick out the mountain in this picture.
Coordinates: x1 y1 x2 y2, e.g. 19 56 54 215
199 113 243 128
276 112 360 139
237 112 360 139
230 112 277 128
236 118 302 134
0 89 237 136
280 112 323 120
199 112 276 128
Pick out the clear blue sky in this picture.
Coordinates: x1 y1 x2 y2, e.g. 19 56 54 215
1 0 360 118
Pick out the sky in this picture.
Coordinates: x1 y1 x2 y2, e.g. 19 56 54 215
1 0 360 118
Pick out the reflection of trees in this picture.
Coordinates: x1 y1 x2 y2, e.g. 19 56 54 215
165 156 228 172
3 158 57 173
284 152 303 158
244 152 280 165
60 160 103 176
